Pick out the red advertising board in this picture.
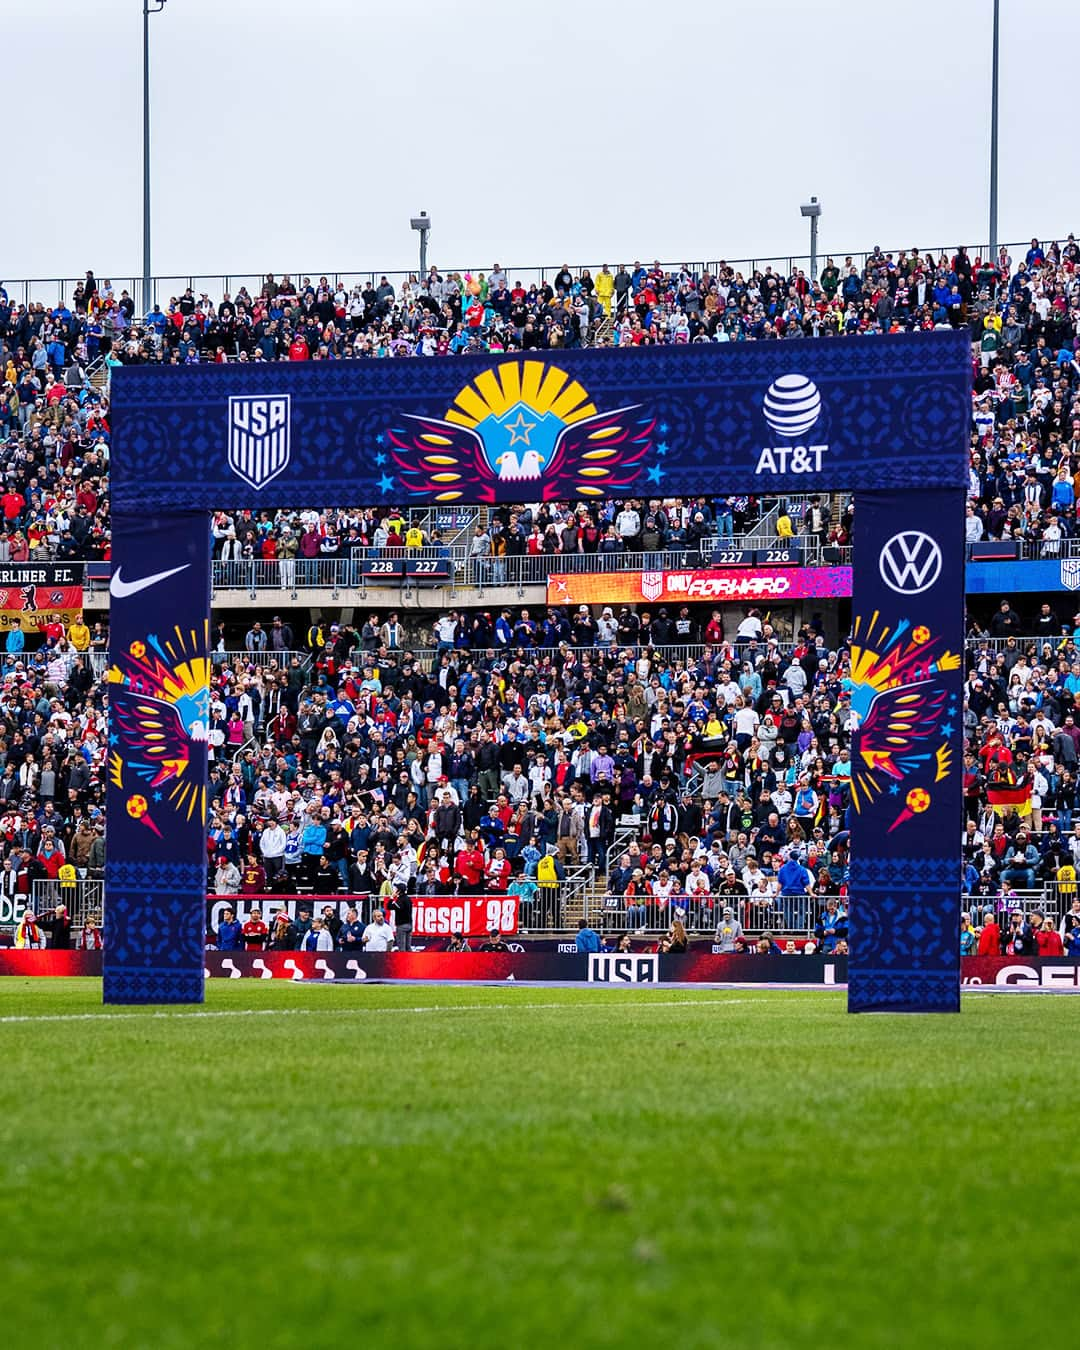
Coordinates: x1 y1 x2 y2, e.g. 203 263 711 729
413 896 519 937
547 566 851 606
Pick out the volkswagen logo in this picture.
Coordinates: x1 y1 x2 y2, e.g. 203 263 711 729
762 374 822 439
878 531 943 595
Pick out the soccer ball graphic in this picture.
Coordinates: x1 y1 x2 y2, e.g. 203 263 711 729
912 626 930 644
127 795 149 820
905 788 931 814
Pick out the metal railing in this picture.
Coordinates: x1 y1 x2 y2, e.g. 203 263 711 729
205 542 853 595
210 648 312 672
965 635 1078 657
206 886 573 937
1 236 1058 315
30 878 104 930
400 641 785 673
584 885 1075 939
967 537 1080 561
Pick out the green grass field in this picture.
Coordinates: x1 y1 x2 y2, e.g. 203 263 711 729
1 980 1074 1349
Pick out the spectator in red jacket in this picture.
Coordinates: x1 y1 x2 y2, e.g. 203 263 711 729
455 835 486 893
486 846 511 894
242 907 268 950
1035 915 1064 956
977 912 1001 955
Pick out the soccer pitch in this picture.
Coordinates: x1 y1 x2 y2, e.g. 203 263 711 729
2 982 1073 1349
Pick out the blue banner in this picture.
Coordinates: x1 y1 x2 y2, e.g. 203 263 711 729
103 337 972 1009
109 333 971 513
965 556 1080 595
104 512 211 1004
848 490 966 1013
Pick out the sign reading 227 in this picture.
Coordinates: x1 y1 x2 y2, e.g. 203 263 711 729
388 359 654 503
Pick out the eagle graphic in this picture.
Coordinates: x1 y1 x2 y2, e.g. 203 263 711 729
387 359 653 503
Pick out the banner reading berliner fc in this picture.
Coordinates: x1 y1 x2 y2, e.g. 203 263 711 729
107 333 971 1012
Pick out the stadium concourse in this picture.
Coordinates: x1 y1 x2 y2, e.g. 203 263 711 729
4 243 1080 960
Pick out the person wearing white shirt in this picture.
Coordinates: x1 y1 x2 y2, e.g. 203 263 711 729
733 703 759 742
362 912 394 952
615 506 640 541
783 662 807 698
504 765 530 806
259 821 287 878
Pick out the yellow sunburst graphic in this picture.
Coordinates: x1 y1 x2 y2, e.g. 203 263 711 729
444 359 597 429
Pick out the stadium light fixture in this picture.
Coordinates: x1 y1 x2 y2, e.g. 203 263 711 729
410 211 431 276
143 0 169 318
800 196 822 280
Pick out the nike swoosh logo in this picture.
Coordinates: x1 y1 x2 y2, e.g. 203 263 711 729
110 564 192 599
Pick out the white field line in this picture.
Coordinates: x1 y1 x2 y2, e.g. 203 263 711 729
0 997 782 1026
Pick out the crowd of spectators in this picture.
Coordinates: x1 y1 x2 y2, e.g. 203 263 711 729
7 237 1080 949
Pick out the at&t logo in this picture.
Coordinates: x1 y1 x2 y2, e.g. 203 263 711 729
754 374 828 476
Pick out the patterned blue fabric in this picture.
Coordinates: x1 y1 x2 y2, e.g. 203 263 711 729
110 333 971 513
103 513 210 1005
847 490 966 1013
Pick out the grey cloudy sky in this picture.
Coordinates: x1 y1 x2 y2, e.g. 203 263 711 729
7 0 1080 286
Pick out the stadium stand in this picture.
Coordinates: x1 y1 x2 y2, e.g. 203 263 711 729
4 241 1080 960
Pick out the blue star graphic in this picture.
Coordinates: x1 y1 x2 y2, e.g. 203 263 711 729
505 411 536 446
646 464 665 486
941 722 955 737
659 422 669 435
377 474 394 495
152 791 163 803
108 733 119 746
888 783 900 796
656 442 669 457
374 452 386 466
375 433 385 445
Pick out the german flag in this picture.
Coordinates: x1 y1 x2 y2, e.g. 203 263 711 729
987 780 1032 818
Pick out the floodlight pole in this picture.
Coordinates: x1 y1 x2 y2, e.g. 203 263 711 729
989 0 1000 259
800 197 822 279
143 0 168 316
411 211 431 277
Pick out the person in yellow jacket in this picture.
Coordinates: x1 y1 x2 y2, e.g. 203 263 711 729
596 265 615 315
776 509 794 542
15 911 47 949
67 613 90 652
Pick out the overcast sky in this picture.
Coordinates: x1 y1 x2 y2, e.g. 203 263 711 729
7 0 1080 288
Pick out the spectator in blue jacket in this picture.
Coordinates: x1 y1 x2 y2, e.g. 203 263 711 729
301 811 328 880
575 919 601 954
778 848 814 931
216 907 243 951
815 899 848 953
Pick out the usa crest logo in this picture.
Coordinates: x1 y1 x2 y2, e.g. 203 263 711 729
640 571 664 601
1062 558 1080 591
227 395 291 490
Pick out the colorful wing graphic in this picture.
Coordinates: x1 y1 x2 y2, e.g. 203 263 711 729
389 417 496 503
850 678 949 814
111 687 191 788
542 407 652 500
